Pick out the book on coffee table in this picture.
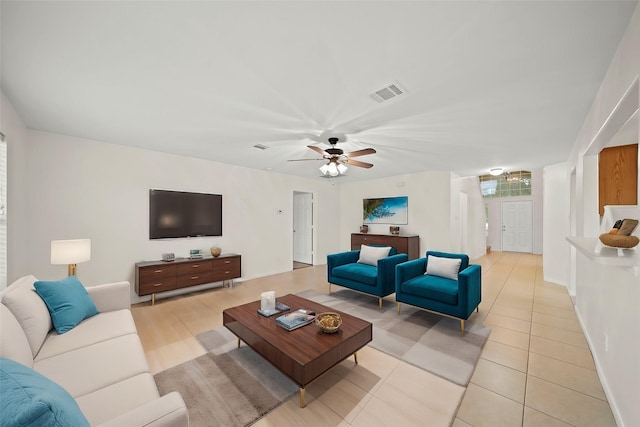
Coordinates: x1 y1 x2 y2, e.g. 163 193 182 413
276 309 315 331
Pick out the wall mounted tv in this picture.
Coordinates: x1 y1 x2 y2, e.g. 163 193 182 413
149 189 222 239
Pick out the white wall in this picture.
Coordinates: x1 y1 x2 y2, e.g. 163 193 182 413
337 171 486 259
562 4 640 427
542 162 570 287
452 175 486 260
11 128 339 302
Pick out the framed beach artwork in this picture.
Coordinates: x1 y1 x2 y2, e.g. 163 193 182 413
363 196 408 224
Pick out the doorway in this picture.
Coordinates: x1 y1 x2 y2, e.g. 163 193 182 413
293 192 313 268
501 200 533 253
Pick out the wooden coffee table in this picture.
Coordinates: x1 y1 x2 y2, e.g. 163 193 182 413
222 293 372 407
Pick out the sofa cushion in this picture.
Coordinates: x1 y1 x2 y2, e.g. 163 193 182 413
0 305 34 368
34 333 150 398
332 263 378 286
34 276 99 334
75 373 160 426
1 275 52 357
401 275 459 305
35 309 138 362
357 245 392 266
0 357 90 427
426 255 462 280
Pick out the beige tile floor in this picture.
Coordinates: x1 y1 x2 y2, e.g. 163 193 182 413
131 252 616 427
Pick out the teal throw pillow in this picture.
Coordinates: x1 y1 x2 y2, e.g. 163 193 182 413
0 358 90 426
34 276 99 334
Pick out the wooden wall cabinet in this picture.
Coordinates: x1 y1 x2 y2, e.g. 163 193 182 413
136 253 241 304
598 143 638 216
351 233 420 260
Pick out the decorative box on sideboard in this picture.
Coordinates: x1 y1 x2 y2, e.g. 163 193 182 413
135 253 241 304
351 233 420 260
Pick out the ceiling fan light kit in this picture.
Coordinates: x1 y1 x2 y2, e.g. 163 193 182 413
319 161 347 177
290 136 376 178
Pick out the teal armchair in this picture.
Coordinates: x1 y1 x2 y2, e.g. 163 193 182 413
327 246 408 308
395 251 481 335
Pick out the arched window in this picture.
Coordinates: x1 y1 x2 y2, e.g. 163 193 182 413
479 170 531 198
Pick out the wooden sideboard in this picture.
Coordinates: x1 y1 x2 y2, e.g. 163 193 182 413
135 253 241 304
351 233 420 260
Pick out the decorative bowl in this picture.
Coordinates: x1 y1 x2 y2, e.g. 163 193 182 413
316 312 342 334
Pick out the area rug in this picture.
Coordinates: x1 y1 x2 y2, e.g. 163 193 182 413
154 327 298 427
298 289 491 386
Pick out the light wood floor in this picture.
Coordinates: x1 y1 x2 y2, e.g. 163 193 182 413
132 252 616 427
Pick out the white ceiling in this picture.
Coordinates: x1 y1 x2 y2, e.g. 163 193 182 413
1 1 637 182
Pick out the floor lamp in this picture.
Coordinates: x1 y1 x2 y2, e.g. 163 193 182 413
51 239 91 276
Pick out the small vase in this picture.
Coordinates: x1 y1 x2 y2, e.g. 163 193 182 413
210 246 222 257
360 225 369 234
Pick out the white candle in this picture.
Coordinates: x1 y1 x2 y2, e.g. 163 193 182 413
261 291 276 311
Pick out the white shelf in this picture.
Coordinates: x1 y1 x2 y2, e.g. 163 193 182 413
566 236 639 267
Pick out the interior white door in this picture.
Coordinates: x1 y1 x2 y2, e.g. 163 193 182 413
502 200 533 253
293 192 313 264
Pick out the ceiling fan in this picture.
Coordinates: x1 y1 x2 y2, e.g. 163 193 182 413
288 137 376 177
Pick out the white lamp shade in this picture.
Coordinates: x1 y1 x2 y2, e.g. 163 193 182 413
51 239 91 265
337 164 348 174
319 164 329 175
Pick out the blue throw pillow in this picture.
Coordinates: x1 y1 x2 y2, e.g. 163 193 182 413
0 358 90 426
34 276 99 334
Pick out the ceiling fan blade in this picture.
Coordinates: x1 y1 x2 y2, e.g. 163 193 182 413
287 158 324 162
346 159 374 169
307 145 327 155
346 148 376 158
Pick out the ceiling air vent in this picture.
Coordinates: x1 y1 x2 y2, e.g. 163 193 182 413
370 82 406 103
253 144 269 150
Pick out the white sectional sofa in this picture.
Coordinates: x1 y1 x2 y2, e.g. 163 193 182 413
0 275 188 426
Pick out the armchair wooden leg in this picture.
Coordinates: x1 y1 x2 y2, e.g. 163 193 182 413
460 319 465 336
397 302 401 314
328 283 331 294
379 297 382 309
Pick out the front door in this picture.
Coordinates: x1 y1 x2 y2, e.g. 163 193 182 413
502 200 533 253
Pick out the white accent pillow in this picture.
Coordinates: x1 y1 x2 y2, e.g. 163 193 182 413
1 275 52 357
357 245 392 266
425 255 462 280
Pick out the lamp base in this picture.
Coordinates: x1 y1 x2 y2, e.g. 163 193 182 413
68 264 77 276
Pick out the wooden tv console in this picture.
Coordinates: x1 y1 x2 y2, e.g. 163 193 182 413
351 233 420 260
135 253 241 304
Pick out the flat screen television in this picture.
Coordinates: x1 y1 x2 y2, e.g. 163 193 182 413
149 189 222 239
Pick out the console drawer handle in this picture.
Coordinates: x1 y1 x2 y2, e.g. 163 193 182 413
225 271 230 274
154 269 163 273
192 265 200 268
153 283 162 287
191 276 199 280
224 261 231 264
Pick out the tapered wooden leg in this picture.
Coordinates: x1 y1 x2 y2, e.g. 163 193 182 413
328 283 331 294
397 302 401 314
354 352 358 364
460 319 465 336
299 388 306 407
237 338 241 348
378 297 382 309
